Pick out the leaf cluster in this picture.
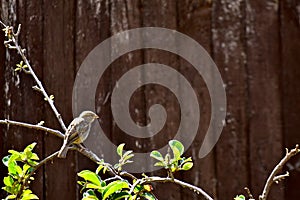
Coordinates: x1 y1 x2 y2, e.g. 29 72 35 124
150 140 193 174
77 144 155 200
2 143 40 200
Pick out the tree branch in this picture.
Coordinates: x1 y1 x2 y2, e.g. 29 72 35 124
0 119 64 138
141 177 213 200
0 20 67 131
259 144 300 200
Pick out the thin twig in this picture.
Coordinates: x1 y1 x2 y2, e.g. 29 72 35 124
16 151 59 198
273 171 289 184
141 177 214 200
259 145 300 200
244 187 254 199
0 119 64 138
127 179 141 200
0 20 6 27
0 20 67 131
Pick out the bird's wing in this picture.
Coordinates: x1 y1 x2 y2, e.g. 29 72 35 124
65 117 85 145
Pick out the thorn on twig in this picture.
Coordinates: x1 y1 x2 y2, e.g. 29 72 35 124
7 44 17 49
36 121 45 126
32 85 42 92
273 171 289 184
4 39 12 46
285 148 289 155
13 24 21 37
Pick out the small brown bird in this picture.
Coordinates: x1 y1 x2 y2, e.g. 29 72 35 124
57 111 99 158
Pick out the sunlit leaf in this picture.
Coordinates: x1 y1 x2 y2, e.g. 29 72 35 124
78 170 101 186
150 151 164 162
169 140 184 158
141 192 156 200
117 143 125 157
3 176 14 187
102 181 129 200
181 162 193 171
234 195 246 200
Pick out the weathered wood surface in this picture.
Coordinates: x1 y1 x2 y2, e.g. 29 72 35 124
0 0 299 199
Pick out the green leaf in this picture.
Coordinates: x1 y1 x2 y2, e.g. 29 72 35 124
14 67 21 72
5 194 16 199
181 162 193 171
86 183 102 189
22 189 33 196
78 170 101 186
111 191 130 200
102 181 129 200
234 195 246 200
8 150 21 156
96 165 103 174
8 162 17 175
82 196 99 200
154 161 165 167
122 153 134 162
29 153 39 160
122 150 133 160
84 189 97 196
15 165 23 176
169 140 184 158
21 193 39 200
21 189 39 200
181 157 192 164
24 143 37 153
150 151 164 162
2 155 10 166
141 192 156 200
117 143 125 157
3 176 14 187
2 186 12 194
133 184 143 193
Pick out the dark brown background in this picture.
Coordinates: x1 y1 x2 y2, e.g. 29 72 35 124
0 0 300 199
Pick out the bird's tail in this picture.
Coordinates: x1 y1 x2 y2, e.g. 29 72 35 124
57 141 68 158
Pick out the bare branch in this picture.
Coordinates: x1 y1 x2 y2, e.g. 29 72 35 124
244 187 254 199
0 20 67 131
0 20 6 27
259 144 300 200
141 177 214 200
0 119 63 138
273 171 289 184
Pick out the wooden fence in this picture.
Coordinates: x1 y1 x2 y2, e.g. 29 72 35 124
0 0 300 199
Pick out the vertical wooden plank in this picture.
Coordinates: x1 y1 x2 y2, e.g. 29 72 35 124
280 0 300 199
141 0 181 199
0 7 7 199
20 0 44 198
0 0 44 198
43 0 76 199
109 0 145 149
246 0 283 199
178 0 217 199
0 2 20 199
75 0 111 198
213 0 249 199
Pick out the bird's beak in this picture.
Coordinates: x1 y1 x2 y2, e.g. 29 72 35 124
95 115 99 119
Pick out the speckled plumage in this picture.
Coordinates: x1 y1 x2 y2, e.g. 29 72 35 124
57 111 98 158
